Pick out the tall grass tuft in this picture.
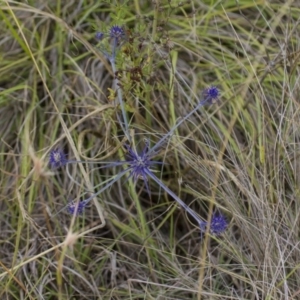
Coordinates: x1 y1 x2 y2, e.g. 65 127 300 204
0 1 300 299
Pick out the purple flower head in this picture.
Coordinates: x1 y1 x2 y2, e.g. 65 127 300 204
95 32 104 41
200 212 228 235
49 149 68 168
203 86 220 105
123 140 163 195
67 200 88 215
95 25 127 63
109 25 125 40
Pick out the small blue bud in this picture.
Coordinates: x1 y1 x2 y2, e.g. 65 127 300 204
67 200 88 215
203 213 228 235
203 86 220 104
95 32 104 41
49 149 68 168
109 25 125 39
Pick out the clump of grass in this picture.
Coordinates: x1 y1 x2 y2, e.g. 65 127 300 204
1 1 300 299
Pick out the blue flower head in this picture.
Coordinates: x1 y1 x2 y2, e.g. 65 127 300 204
95 32 104 41
67 200 88 215
124 141 151 181
200 212 228 235
203 86 220 104
49 149 68 168
95 25 127 62
109 25 125 40
123 140 162 195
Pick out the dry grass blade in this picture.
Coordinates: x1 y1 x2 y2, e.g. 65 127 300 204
1 0 300 299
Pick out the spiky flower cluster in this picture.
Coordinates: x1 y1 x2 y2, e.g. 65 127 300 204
123 141 163 194
200 213 228 235
95 25 126 61
67 200 88 215
49 149 68 168
203 86 220 104
48 23 228 240
209 213 228 235
109 25 125 40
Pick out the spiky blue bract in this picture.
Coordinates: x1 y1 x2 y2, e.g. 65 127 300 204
125 141 150 181
67 200 88 215
203 86 220 104
49 149 68 168
200 213 228 235
123 140 163 195
109 25 125 39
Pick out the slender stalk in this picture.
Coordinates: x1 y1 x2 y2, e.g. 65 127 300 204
110 57 130 141
145 169 204 228
53 168 129 217
81 168 129 204
148 97 210 156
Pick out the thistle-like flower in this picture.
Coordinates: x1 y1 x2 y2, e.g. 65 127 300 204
67 200 89 215
95 25 126 60
122 140 163 193
48 149 89 169
200 212 228 235
49 149 68 168
202 86 220 105
109 25 127 62
109 25 125 40
95 26 125 42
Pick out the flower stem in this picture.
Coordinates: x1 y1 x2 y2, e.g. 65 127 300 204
148 98 209 156
110 57 130 142
145 169 204 228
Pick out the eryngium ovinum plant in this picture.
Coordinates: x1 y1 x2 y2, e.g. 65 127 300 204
49 25 228 237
